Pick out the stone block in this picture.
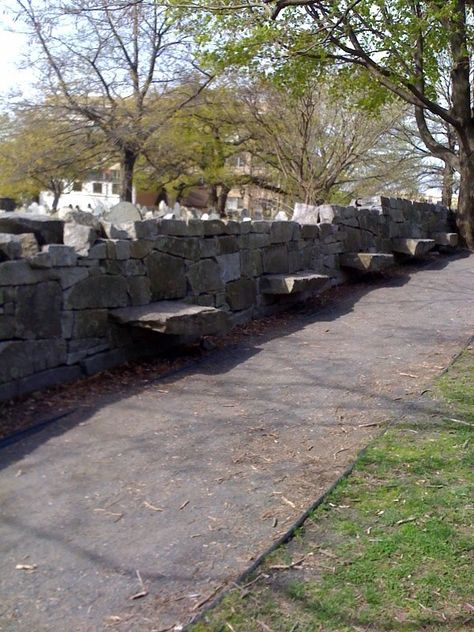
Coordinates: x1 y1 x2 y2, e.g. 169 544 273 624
101 221 132 240
72 310 109 339
81 348 130 376
202 219 227 236
187 259 223 294
28 252 52 268
225 278 256 311
433 232 458 247
317 204 336 223
262 244 289 274
241 249 263 278
111 301 231 338
15 282 62 339
43 244 78 266
0 339 67 382
0 213 63 245
67 338 110 364
0 233 21 260
250 220 271 234
133 220 158 240
240 233 270 249
65 275 129 309
52 267 89 290
64 223 97 255
130 239 154 259
340 252 395 272
86 242 107 259
0 260 51 286
224 221 241 234
270 221 296 243
154 235 200 261
158 219 195 237
391 238 435 257
61 311 74 339
199 238 219 258
216 235 239 254
146 252 187 300
0 314 16 338
260 271 329 295
300 224 320 240
0 365 82 402
216 253 241 283
127 276 152 306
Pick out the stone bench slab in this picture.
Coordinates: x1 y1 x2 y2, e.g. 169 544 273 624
433 232 459 247
391 238 435 257
340 252 394 272
110 301 231 338
260 271 329 295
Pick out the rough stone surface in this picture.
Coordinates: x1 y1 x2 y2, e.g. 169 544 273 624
0 339 66 382
216 253 241 283
146 252 187 300
187 259 223 294
43 244 77 267
105 202 142 224
262 244 289 274
15 282 62 339
63 223 97 255
111 301 231 338
226 278 256 310
391 238 436 257
433 232 459 247
340 252 395 272
0 232 39 260
65 275 129 309
0 213 63 245
260 271 330 295
154 236 200 261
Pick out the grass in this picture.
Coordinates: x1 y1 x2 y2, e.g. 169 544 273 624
189 346 474 632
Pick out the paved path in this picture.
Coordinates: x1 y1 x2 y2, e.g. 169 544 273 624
1 254 473 632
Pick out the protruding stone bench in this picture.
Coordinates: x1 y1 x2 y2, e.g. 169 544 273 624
433 232 459 248
110 301 231 338
391 238 435 257
340 252 394 272
260 271 329 295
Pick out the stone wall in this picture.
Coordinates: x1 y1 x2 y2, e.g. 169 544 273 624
0 196 454 401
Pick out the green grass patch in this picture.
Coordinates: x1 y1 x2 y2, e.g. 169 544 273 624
190 347 474 632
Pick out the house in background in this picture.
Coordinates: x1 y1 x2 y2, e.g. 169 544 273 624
40 165 135 210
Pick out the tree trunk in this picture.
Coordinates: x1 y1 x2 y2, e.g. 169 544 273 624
51 180 63 211
208 184 218 210
217 184 230 217
456 146 474 249
121 149 137 203
441 161 455 208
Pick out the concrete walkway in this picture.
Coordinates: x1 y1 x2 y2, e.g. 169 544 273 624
1 254 473 632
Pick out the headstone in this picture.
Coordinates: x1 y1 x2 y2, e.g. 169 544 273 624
292 202 320 224
105 201 142 223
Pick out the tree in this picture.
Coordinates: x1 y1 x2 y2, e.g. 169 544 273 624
241 80 424 205
255 0 474 246
0 108 105 209
14 0 210 201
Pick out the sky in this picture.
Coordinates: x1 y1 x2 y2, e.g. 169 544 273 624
0 5 37 109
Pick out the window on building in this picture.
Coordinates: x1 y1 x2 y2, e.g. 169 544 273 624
93 182 103 194
72 181 83 192
112 183 120 195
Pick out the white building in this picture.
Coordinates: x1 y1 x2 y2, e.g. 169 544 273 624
39 166 135 211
